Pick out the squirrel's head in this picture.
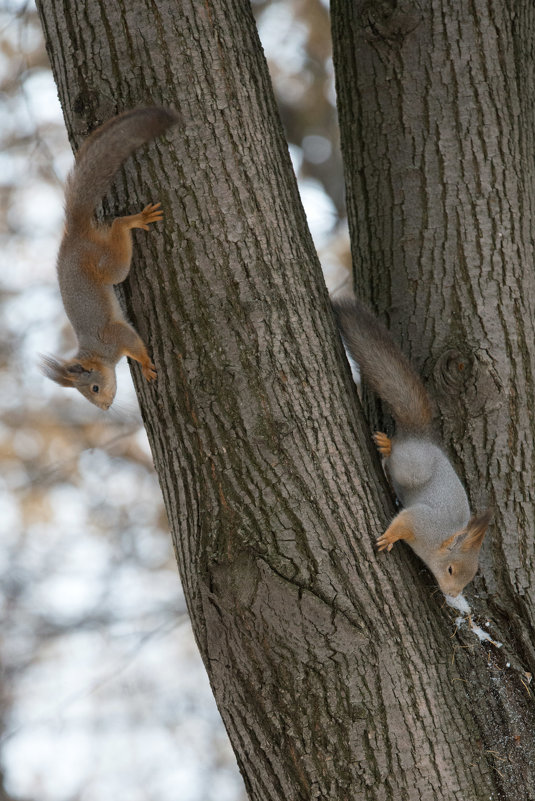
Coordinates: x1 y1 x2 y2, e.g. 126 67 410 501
430 510 493 597
41 355 117 410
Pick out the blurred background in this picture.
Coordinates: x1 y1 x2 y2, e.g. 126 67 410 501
0 0 350 799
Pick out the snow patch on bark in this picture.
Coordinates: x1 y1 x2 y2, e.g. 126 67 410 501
445 594 503 647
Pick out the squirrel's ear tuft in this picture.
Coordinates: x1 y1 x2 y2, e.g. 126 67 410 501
461 509 493 552
66 362 88 375
40 355 76 387
438 531 463 553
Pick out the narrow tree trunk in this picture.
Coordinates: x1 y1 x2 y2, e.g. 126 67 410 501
37 1 535 799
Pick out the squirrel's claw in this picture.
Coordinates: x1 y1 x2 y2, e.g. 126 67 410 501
142 361 157 382
373 431 392 458
141 202 163 228
376 533 395 552
376 514 415 553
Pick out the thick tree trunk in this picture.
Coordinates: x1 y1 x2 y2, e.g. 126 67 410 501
332 0 535 795
37 1 535 799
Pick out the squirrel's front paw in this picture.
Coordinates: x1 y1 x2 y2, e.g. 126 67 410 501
142 360 157 382
376 531 396 552
376 514 415 553
139 202 163 230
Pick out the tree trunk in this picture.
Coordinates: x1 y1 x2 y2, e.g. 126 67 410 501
37 1 535 799
332 0 535 794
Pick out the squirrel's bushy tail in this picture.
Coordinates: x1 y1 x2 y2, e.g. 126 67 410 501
64 106 179 228
331 296 433 434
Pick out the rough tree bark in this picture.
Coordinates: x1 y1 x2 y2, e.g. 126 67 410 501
37 1 535 800
331 0 535 795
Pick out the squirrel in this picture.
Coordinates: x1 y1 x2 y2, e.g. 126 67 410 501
42 106 179 409
331 295 491 597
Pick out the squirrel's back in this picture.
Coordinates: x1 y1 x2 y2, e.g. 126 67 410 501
64 106 178 229
331 296 433 434
388 437 470 526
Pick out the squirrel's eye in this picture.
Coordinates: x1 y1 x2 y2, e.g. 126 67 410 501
448 565 453 575
92 385 99 393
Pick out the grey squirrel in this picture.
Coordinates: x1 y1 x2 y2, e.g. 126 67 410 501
332 296 491 597
42 106 179 409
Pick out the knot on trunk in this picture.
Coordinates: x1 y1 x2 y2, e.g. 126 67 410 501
432 347 500 418
359 0 422 44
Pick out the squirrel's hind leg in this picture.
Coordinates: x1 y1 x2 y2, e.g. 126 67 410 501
387 438 436 491
124 202 163 231
95 203 163 284
373 431 392 457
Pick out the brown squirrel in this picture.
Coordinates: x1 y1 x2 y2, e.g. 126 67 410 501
332 296 491 597
42 106 179 409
